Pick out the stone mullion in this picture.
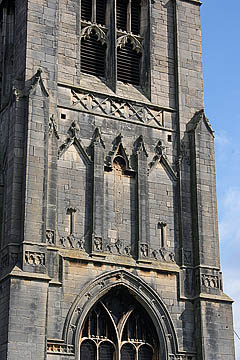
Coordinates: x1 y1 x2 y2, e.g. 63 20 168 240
91 142 105 254
136 151 150 261
106 0 117 91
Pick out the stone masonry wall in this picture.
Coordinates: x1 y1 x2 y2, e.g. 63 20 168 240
0 0 236 359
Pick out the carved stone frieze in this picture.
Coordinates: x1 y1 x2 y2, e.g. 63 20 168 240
25 251 45 266
71 89 173 128
201 274 221 290
106 241 131 257
169 355 196 360
47 341 74 355
60 234 85 250
152 247 175 263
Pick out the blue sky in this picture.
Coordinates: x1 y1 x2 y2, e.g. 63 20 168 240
201 1 240 358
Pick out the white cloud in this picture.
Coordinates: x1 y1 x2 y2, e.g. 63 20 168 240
215 130 231 146
219 188 240 245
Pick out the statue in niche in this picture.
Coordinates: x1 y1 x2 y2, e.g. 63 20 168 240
140 243 149 257
94 237 103 251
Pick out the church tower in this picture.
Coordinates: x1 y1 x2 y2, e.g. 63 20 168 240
0 0 236 359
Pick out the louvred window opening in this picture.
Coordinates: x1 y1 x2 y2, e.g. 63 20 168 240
131 0 141 34
116 0 142 85
80 0 144 86
81 0 92 22
81 0 107 77
81 33 106 78
117 0 128 31
117 41 141 85
96 0 106 25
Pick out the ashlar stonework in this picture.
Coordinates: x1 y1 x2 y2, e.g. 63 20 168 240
0 0 236 359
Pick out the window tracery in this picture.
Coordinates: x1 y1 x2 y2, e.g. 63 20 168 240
80 0 149 91
80 287 158 360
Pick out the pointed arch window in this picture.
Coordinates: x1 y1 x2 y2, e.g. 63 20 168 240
79 287 158 360
80 0 150 95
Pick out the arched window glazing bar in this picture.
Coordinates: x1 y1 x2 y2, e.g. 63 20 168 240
79 287 158 360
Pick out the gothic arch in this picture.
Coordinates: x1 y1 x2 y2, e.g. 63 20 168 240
63 269 180 359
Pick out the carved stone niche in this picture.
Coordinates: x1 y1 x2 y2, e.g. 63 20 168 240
105 133 135 176
195 268 223 294
25 251 45 266
46 229 55 245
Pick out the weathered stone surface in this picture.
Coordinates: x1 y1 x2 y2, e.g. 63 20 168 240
0 0 235 359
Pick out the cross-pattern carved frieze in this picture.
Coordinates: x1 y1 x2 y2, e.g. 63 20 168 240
71 89 174 128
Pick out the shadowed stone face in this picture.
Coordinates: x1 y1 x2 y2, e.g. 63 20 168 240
0 0 235 359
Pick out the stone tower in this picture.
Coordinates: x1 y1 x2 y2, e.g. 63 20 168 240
0 0 236 359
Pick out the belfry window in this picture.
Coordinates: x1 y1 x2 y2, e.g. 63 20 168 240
80 0 107 78
79 286 158 360
80 0 150 94
116 0 142 85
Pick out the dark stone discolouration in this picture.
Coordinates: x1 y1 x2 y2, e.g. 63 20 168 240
0 0 235 359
